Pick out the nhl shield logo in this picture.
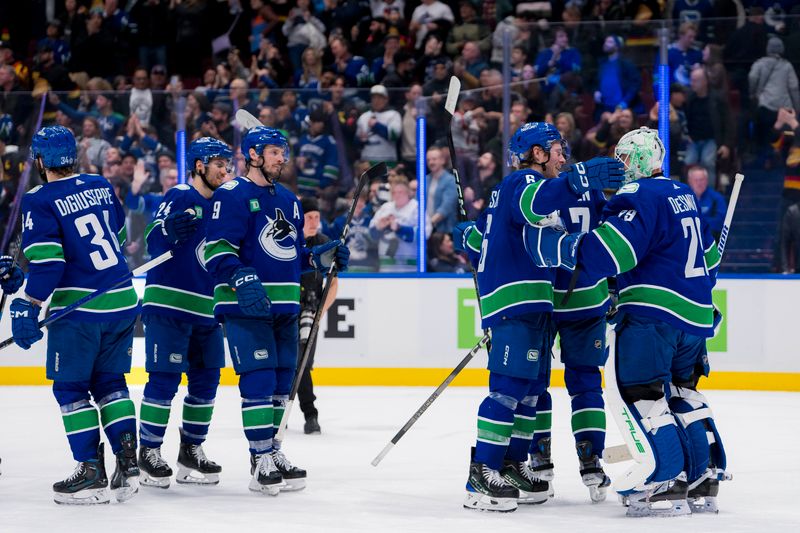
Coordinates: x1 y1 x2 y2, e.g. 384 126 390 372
259 208 298 261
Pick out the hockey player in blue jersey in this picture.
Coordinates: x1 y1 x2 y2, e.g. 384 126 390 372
136 137 232 489
204 126 350 495
295 107 339 198
11 126 140 504
527 127 727 517
525 132 613 503
457 122 623 512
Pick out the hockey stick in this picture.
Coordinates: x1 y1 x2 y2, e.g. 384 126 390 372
602 175 745 465
0 250 173 352
235 108 262 131
371 333 490 467
274 161 388 444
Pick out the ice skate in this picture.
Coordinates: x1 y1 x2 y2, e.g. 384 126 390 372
271 449 306 491
688 476 720 513
176 442 221 485
625 476 691 518
53 443 110 505
110 431 140 502
530 437 555 497
249 452 285 496
463 454 519 513
577 441 611 503
500 460 549 504
138 446 172 489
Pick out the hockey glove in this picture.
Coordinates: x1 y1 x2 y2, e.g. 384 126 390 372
0 255 24 294
310 239 350 272
395 225 415 243
564 157 625 195
452 221 476 253
525 225 584 271
229 267 271 318
162 210 199 245
10 298 43 350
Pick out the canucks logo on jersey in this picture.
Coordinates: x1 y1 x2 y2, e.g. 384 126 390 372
195 238 207 271
259 208 298 261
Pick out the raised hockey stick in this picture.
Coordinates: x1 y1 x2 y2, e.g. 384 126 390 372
274 161 388 444
235 108 262 131
0 250 173 352
603 175 745 465
371 333 490 467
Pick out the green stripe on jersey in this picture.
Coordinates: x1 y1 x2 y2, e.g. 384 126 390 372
143 285 214 318
50 286 139 313
476 417 513 445
24 242 65 263
214 283 300 306
100 398 136 428
480 281 553 319
117 226 127 247
554 278 610 312
204 239 239 263
594 223 637 273
140 401 171 427
466 226 483 253
571 408 606 434
183 402 214 425
704 243 721 270
62 407 100 435
518 180 548 225
618 285 714 328
144 220 161 242
242 405 272 429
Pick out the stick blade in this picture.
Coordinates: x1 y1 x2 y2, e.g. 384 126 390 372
444 76 461 115
235 109 262 131
365 161 388 182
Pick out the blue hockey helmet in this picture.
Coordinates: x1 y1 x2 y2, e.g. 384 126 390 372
241 126 289 162
507 122 563 168
0 114 12 143
31 125 77 169
187 137 233 174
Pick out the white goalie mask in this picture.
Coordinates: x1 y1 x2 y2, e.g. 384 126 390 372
614 127 666 184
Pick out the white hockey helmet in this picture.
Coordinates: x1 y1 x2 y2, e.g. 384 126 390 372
614 127 665 183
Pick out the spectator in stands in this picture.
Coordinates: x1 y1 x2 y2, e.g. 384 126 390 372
454 41 489 90
128 67 154 127
773 106 800 273
356 84 402 164
422 58 452 145
283 0 327 71
400 83 422 169
77 117 110 173
724 6 768 104
490 15 522 66
702 43 729 95
446 1 490 56
667 22 702 87
371 0 406 20
427 232 469 273
329 36 372 88
686 165 726 239
415 33 449 85
749 37 800 154
0 115 29 235
354 16 389 64
409 0 455 50
554 111 583 163
382 49 415 108
646 84 689 180
425 146 457 235
229 77 260 116
37 20 70 66
210 102 235 146
295 47 324 102
0 66 32 143
130 0 170 71
327 187 377 271
372 33 401 83
593 35 641 118
590 107 636 157
464 151 501 219
119 113 168 182
69 7 114 77
51 90 124 144
685 67 733 189
296 107 340 199
534 28 581 88
450 93 482 186
319 0 371 37
370 179 418 272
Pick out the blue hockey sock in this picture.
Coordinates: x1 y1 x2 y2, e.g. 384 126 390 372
140 371 181 448
475 373 533 470
53 382 100 462
92 373 136 455
505 395 538 462
565 365 606 455
181 368 220 445
239 368 276 454
272 367 294 449
530 390 553 454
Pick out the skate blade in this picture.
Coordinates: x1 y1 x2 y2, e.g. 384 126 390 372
139 471 171 489
279 477 306 492
463 491 517 512
517 488 549 504
248 476 285 496
175 464 220 485
112 477 140 503
588 484 608 503
626 498 691 518
54 487 111 505
689 496 719 514
547 481 554 498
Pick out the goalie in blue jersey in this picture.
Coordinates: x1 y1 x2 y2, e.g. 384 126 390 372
528 127 728 517
453 122 624 512
11 126 140 504
204 126 350 495
136 137 232 489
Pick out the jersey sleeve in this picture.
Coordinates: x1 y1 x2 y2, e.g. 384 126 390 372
20 191 66 302
111 187 128 247
204 185 249 284
144 188 185 257
512 175 576 226
701 213 721 285
577 191 654 280
295 199 312 270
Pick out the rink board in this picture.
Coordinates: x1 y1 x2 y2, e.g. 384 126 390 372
0 275 797 391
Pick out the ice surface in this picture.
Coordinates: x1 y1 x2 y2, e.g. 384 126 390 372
0 386 796 532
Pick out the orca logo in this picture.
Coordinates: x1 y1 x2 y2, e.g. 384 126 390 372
259 208 298 261
196 238 207 270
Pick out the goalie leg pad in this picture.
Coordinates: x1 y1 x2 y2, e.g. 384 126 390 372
669 384 727 482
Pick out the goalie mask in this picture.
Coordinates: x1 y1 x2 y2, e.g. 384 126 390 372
614 127 665 184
